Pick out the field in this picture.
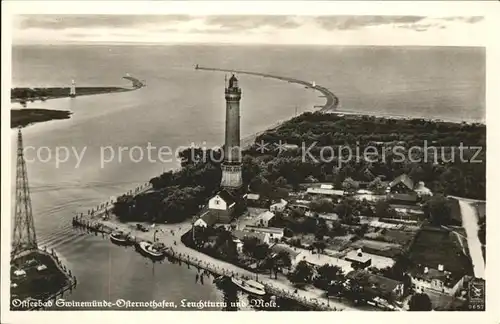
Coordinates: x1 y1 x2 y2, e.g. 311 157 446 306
350 239 403 258
407 227 473 276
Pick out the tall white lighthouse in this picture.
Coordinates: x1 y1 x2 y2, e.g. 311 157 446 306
220 74 243 189
69 80 76 98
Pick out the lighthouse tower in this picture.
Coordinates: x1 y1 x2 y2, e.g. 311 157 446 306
69 80 76 98
220 74 243 189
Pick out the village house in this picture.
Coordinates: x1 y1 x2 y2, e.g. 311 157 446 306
193 210 218 228
253 210 275 227
243 225 284 242
346 270 405 301
386 174 418 203
295 251 354 274
232 229 270 245
344 249 372 269
243 193 268 208
409 264 466 296
270 199 288 212
386 174 432 203
306 184 345 198
208 190 237 223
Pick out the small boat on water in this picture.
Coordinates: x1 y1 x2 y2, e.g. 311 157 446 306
231 277 266 296
110 231 132 245
135 241 165 260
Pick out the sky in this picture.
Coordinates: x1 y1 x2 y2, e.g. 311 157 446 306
12 15 487 46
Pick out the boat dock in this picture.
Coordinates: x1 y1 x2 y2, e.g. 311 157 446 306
195 66 339 112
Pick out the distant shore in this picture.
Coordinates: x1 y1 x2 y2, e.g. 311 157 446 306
11 76 145 128
11 76 145 104
11 109 72 128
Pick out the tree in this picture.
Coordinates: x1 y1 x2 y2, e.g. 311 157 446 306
354 224 369 237
275 176 288 187
345 272 372 304
254 243 271 260
310 198 335 213
423 194 453 226
409 293 433 311
288 260 314 285
276 250 292 269
368 177 386 194
242 237 260 256
314 264 345 290
313 240 327 254
342 177 360 192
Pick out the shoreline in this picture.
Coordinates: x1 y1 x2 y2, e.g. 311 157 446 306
11 75 145 104
10 76 145 128
11 109 72 129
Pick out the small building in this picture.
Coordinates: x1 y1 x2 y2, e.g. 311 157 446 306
193 210 219 228
414 181 433 197
208 190 236 223
410 265 466 296
288 203 311 213
244 193 267 208
13 269 26 277
244 225 284 242
244 193 260 201
345 249 372 269
232 229 270 245
270 199 288 212
316 213 339 222
306 187 345 197
253 210 275 227
386 174 414 194
346 270 405 300
295 251 354 274
386 174 419 203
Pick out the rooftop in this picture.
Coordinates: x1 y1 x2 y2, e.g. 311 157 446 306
296 251 353 274
195 211 219 227
245 193 261 200
214 189 236 205
346 270 403 296
255 210 275 223
388 174 414 190
345 249 372 263
410 266 464 288
244 225 284 235
232 229 268 243
306 187 345 196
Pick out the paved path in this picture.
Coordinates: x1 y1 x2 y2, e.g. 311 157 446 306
456 200 485 279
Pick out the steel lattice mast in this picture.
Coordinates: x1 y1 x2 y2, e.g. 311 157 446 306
12 127 37 259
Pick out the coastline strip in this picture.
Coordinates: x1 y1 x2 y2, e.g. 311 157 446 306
195 66 339 112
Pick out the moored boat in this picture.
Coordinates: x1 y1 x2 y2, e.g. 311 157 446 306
110 231 132 245
231 277 266 296
135 241 165 260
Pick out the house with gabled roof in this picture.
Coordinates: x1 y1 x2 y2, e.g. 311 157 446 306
208 189 237 223
386 174 420 203
193 211 219 228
